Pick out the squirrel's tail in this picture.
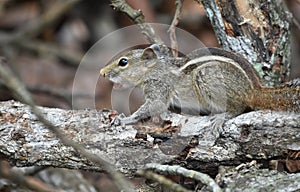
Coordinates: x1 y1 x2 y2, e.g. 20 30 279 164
249 86 300 112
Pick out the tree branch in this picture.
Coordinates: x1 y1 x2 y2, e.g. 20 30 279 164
0 0 82 66
13 0 81 41
1 100 299 177
110 0 172 55
168 0 183 57
0 58 134 192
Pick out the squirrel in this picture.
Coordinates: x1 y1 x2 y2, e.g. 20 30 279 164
100 44 300 125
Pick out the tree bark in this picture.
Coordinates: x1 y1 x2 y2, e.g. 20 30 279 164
200 0 292 86
1 100 300 178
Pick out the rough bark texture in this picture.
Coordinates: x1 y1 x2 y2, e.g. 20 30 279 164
200 0 292 86
1 100 300 177
219 166 300 191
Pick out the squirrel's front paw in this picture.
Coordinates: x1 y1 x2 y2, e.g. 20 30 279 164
110 113 125 126
111 114 138 126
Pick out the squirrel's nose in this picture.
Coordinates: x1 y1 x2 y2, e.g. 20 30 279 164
100 69 106 77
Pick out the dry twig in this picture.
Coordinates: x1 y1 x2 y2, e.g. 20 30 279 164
110 0 164 45
145 163 222 192
168 0 184 57
0 161 56 191
136 169 192 192
14 0 81 41
0 58 134 192
0 0 82 65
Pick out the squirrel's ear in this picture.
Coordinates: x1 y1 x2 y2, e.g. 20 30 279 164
141 45 159 60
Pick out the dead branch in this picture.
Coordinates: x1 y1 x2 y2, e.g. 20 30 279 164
0 58 134 192
0 161 56 192
168 0 183 57
18 40 83 67
110 0 164 46
136 169 192 192
0 100 300 177
144 163 222 192
13 0 81 41
0 0 82 66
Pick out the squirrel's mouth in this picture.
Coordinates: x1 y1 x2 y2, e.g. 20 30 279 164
110 77 133 90
106 74 134 89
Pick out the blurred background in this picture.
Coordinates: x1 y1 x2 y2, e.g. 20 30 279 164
0 0 298 112
0 0 299 191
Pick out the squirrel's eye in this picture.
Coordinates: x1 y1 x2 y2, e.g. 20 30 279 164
118 58 128 67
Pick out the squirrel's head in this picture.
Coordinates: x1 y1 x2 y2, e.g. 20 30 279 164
100 44 162 88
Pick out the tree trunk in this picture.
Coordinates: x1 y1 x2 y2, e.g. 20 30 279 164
200 0 292 86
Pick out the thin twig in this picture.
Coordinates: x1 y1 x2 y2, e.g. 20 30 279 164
18 39 83 67
0 161 57 191
0 80 91 108
110 0 164 45
28 85 74 107
13 0 81 41
168 0 184 57
145 163 222 192
136 169 192 192
0 37 84 68
0 0 83 65
0 58 134 192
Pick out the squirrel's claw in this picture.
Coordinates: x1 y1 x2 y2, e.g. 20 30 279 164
110 113 125 126
111 113 139 126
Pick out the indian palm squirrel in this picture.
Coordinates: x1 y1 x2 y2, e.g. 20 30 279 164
100 44 300 124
